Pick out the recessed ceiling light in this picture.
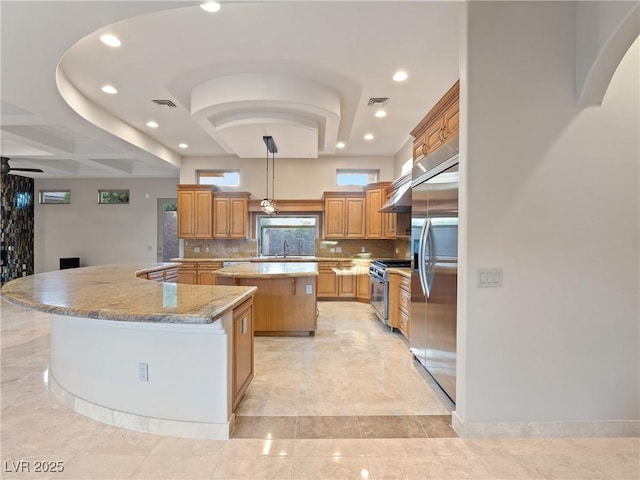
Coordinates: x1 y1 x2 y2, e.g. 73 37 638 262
146 121 159 128
364 133 374 141
336 142 346 149
100 34 121 47
200 1 221 13
393 70 408 82
101 85 118 95
178 143 189 149
375 110 387 118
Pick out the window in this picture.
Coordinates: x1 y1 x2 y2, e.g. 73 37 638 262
39 190 70 204
98 189 129 204
258 216 318 257
197 170 240 187
401 157 413 176
336 169 379 186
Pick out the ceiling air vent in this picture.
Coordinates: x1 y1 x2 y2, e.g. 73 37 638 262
367 97 389 106
152 99 177 108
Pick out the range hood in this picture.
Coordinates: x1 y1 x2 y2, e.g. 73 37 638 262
380 173 411 213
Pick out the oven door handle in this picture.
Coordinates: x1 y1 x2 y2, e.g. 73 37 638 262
418 218 431 297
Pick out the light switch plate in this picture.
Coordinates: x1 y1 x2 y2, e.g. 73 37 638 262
478 268 503 287
138 363 149 382
305 284 313 294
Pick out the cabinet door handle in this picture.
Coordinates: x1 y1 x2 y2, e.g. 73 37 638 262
421 144 427 157
438 127 446 143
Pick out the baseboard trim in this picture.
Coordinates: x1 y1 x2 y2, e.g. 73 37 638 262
452 411 640 438
50 374 233 440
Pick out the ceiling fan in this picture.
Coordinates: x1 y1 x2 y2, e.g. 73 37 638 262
1 157 44 175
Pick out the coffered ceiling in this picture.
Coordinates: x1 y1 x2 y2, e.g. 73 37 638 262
0 1 460 178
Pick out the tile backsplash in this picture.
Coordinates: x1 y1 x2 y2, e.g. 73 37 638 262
183 237 410 259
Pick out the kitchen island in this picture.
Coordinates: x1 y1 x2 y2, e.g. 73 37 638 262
212 262 318 335
0 263 257 439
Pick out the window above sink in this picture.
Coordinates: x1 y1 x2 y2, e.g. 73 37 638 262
258 215 318 257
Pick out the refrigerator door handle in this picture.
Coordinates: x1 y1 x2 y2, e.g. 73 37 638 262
418 218 431 297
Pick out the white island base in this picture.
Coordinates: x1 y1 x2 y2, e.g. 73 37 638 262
48 311 237 440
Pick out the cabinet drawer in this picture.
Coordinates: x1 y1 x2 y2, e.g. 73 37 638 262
399 309 409 337
163 267 179 282
147 270 165 282
198 262 223 271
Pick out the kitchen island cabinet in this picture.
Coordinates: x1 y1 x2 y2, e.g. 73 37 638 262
0 263 257 440
212 262 318 335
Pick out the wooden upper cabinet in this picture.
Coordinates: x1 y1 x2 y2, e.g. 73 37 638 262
177 185 213 239
213 193 249 239
365 182 395 239
323 193 365 239
344 197 366 238
411 80 460 162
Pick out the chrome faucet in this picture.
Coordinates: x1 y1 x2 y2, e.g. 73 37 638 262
283 240 289 258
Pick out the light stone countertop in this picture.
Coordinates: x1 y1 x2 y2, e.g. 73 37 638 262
0 263 257 324
388 267 411 279
211 262 318 278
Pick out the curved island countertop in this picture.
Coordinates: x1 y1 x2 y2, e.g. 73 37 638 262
211 261 319 278
0 262 257 324
0 263 259 440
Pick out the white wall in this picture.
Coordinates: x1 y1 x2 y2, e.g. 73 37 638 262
34 177 178 273
180 155 396 197
457 1 639 434
393 139 414 178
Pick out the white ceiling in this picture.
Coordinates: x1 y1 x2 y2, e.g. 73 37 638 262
0 1 460 178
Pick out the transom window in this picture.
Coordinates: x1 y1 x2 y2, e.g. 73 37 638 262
336 169 379 186
39 190 70 204
258 216 318 257
197 170 240 187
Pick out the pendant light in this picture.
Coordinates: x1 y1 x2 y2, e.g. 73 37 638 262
260 135 279 215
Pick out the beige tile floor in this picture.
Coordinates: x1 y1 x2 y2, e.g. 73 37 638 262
1 299 638 479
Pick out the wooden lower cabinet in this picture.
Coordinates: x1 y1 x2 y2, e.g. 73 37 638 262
138 266 179 283
233 277 317 335
356 265 371 302
232 298 254 411
317 262 339 297
389 273 411 338
196 262 223 285
178 262 197 284
317 261 358 299
177 262 222 285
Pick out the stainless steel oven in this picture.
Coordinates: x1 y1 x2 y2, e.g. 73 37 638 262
369 259 411 326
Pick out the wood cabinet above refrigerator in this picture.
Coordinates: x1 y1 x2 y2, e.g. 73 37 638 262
411 80 459 163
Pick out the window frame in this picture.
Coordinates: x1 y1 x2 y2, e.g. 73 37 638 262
97 189 130 205
336 169 379 186
38 190 70 204
197 169 240 187
257 214 319 257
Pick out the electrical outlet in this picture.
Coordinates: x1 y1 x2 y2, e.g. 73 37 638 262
361 246 366 253
205 246 210 253
232 247 238 253
330 247 336 253
305 284 313 294
194 246 201 253
336 247 342 253
138 363 149 382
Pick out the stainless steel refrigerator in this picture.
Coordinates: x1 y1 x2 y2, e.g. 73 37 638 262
411 135 459 403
